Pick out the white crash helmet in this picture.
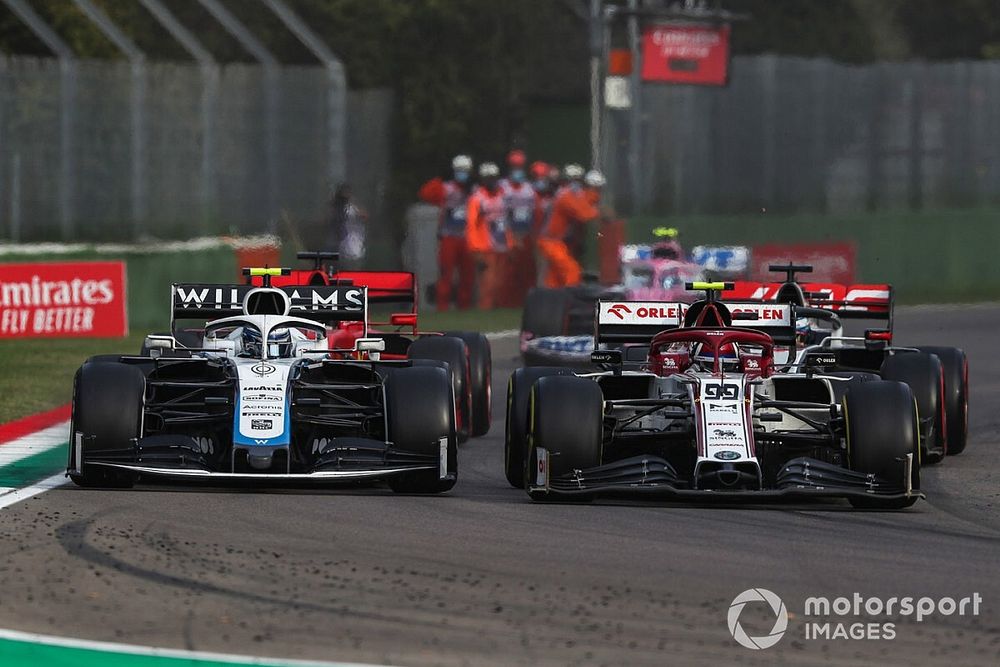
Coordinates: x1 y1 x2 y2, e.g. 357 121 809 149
478 161 500 178
563 163 585 180
584 169 606 188
452 154 473 171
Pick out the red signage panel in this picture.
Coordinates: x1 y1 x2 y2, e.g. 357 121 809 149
641 24 731 86
0 261 128 338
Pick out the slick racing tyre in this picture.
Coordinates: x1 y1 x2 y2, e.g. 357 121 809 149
446 331 492 438
526 376 603 501
521 288 571 364
916 346 969 455
69 361 145 488
504 366 574 488
409 335 472 443
844 380 920 509
385 366 457 494
880 352 945 462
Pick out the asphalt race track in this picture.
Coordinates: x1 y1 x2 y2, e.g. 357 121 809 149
1 304 999 666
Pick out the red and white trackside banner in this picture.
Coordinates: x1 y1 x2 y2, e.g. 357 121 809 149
0 261 127 338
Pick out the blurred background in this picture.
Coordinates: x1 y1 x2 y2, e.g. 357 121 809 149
2 0 1000 329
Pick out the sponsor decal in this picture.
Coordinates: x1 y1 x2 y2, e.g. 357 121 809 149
242 394 281 402
598 301 687 325
606 303 632 320
744 358 760 369
251 419 273 430
0 261 127 338
712 428 740 439
243 385 282 391
708 402 739 413
252 362 276 376
714 450 741 461
703 383 740 400
242 411 282 417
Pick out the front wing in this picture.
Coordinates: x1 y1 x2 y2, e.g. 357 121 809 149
528 453 921 503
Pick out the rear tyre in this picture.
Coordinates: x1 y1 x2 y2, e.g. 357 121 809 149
446 331 492 437
880 352 945 463
526 376 603 501
844 380 920 509
521 288 571 365
69 362 145 488
823 371 881 402
408 335 472 443
504 366 575 488
385 366 457 494
916 346 969 455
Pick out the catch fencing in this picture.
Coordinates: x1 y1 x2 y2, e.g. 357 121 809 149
602 55 1000 215
0 56 392 253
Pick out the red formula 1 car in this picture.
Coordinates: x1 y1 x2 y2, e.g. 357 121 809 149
723 264 969 462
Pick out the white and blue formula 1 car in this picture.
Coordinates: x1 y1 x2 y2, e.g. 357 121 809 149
66 268 457 493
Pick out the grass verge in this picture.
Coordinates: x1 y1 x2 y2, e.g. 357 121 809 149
0 333 148 424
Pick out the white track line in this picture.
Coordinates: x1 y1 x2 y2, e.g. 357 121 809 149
0 627 392 666
0 473 68 510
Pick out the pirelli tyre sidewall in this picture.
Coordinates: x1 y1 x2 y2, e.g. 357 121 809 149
69 361 145 488
445 331 492 438
844 380 920 509
880 352 945 462
385 365 457 494
915 346 969 455
526 375 603 501
504 366 574 488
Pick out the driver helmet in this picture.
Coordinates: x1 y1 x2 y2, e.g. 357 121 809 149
692 341 740 372
241 327 263 358
266 328 293 358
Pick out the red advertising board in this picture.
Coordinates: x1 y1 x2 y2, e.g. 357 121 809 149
0 261 128 338
749 242 857 284
641 24 731 86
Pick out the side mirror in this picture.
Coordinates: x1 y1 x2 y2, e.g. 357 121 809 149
390 313 418 327
144 335 175 350
355 337 386 360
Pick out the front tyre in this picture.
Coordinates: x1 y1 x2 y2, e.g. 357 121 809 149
68 361 145 488
504 366 575 488
385 366 457 494
844 380 921 509
408 336 472 443
526 376 603 501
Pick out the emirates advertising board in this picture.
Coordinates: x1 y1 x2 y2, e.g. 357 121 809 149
0 261 128 338
641 23 731 86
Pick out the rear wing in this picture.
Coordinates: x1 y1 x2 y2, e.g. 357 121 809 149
594 300 796 347
171 284 367 324
595 301 686 344
330 271 416 306
722 302 796 347
724 281 893 324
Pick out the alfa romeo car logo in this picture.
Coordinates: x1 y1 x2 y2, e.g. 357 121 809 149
728 588 788 650
252 362 276 376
